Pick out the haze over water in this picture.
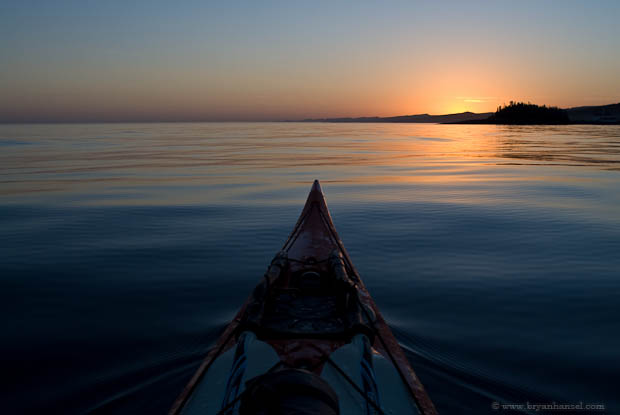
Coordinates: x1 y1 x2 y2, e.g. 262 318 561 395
1 123 619 413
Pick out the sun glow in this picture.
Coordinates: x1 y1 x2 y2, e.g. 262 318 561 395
1 2 619 122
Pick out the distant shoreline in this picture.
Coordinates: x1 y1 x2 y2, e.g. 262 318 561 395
296 102 620 125
446 120 620 125
295 112 492 124
1 103 619 125
1 120 618 125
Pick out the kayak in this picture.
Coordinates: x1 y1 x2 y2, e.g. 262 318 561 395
169 180 438 415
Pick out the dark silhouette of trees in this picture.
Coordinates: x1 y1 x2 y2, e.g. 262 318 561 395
488 102 570 124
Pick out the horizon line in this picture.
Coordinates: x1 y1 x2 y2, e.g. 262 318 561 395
1 101 618 124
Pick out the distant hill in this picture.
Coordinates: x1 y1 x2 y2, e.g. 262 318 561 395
297 102 620 125
567 103 620 124
451 102 620 125
461 102 570 124
298 111 492 123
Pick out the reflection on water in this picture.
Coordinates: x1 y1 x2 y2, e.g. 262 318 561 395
1 123 620 206
494 126 620 168
1 123 619 414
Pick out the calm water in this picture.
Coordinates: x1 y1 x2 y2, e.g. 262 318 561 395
1 123 619 414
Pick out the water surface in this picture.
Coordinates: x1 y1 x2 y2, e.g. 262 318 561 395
1 123 619 414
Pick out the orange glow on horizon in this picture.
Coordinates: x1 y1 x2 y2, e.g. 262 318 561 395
1 47 617 122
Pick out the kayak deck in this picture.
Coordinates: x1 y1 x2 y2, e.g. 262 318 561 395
169 180 437 415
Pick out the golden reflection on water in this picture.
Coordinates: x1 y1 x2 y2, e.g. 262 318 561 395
1 123 619 205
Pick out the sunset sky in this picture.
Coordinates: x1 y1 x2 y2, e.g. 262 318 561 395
1 0 620 122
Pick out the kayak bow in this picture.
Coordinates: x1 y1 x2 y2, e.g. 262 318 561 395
170 180 437 415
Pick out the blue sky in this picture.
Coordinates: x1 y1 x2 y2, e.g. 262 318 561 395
2 1 619 121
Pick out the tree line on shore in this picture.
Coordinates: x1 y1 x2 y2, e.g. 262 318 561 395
488 101 570 124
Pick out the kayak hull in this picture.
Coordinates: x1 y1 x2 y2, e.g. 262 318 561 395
169 180 437 415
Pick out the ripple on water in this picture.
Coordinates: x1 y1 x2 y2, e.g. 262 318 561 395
1 123 619 414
